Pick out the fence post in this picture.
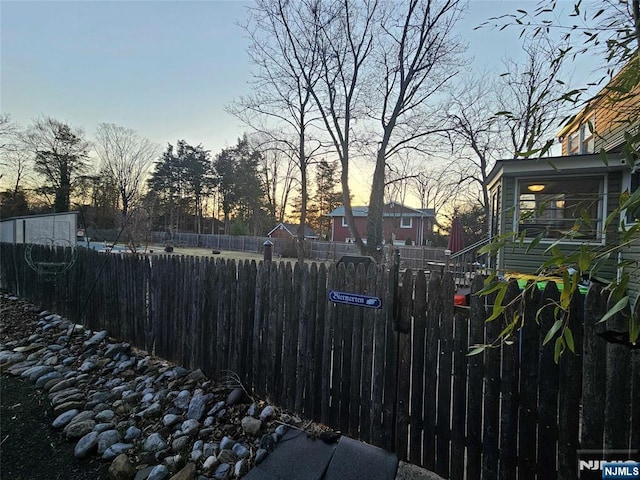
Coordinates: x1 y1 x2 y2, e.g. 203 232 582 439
263 240 273 263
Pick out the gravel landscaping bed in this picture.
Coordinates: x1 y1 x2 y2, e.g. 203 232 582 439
0 293 332 480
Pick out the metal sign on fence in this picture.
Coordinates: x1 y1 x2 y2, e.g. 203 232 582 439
328 290 382 309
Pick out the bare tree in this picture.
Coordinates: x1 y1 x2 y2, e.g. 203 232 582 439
411 166 459 220
497 35 569 157
258 145 298 223
94 123 158 218
446 76 508 231
365 0 464 255
231 0 326 261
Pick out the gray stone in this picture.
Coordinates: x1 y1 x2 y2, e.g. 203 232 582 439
163 413 181 427
208 401 225 417
213 463 230 480
0 351 25 367
203 455 219 470
181 419 200 436
35 371 63 388
225 388 243 406
395 461 446 480
94 422 115 433
97 429 121 454
187 390 211 421
147 464 170 480
241 416 261 436
21 365 54 381
134 466 154 480
102 442 133 460
78 360 98 372
52 409 80 428
53 400 85 417
124 426 142 441
172 435 190 453
174 390 191 410
216 449 237 464
138 401 162 418
74 431 98 458
108 453 136 480
274 424 287 438
234 459 249 477
185 368 206 383
49 378 77 394
219 436 234 450
84 330 108 346
144 432 168 452
259 405 275 421
64 419 96 440
255 448 268 464
105 342 130 358
95 409 115 422
62 356 77 366
170 462 196 480
232 443 249 459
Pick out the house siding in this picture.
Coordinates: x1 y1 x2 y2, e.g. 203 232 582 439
559 60 639 155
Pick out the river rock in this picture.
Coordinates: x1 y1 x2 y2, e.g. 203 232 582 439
52 409 80 428
147 464 169 480
241 416 261 436
170 462 196 480
74 431 98 458
144 432 168 452
97 429 121 454
64 419 96 439
108 453 136 480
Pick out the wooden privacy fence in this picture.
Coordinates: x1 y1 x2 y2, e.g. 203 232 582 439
0 243 637 480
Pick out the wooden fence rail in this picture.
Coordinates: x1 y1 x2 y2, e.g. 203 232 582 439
0 243 637 479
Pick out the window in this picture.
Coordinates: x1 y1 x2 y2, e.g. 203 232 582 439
400 217 412 228
567 115 595 155
517 176 604 241
624 168 640 224
342 217 348 227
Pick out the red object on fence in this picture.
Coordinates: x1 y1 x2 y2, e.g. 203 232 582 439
454 293 467 306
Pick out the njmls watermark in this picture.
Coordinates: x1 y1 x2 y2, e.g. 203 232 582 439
578 450 640 479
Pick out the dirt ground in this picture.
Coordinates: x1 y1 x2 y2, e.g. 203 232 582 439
0 375 110 480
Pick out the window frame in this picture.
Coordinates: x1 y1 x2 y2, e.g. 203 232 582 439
400 217 413 229
341 216 348 228
514 175 607 245
622 166 640 226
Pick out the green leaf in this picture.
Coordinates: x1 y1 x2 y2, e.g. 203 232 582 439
564 326 575 353
467 345 487 356
597 296 629 324
543 319 563 345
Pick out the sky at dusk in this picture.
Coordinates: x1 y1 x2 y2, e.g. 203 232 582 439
1 0 595 203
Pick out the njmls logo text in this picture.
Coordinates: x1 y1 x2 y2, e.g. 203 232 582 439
577 450 640 479
580 460 639 471
601 462 640 479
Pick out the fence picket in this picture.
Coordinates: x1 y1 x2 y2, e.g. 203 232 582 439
498 280 521 479
436 272 454 476
537 281 560 480
557 289 585 479
396 268 414 459
349 264 365 437
410 271 427 465
423 272 442 470
518 284 542 479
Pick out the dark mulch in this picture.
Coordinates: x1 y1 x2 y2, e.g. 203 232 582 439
1 297 110 480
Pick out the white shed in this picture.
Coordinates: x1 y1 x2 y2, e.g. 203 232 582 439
0 212 79 246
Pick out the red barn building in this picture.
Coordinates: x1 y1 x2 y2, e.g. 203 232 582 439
328 202 435 245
